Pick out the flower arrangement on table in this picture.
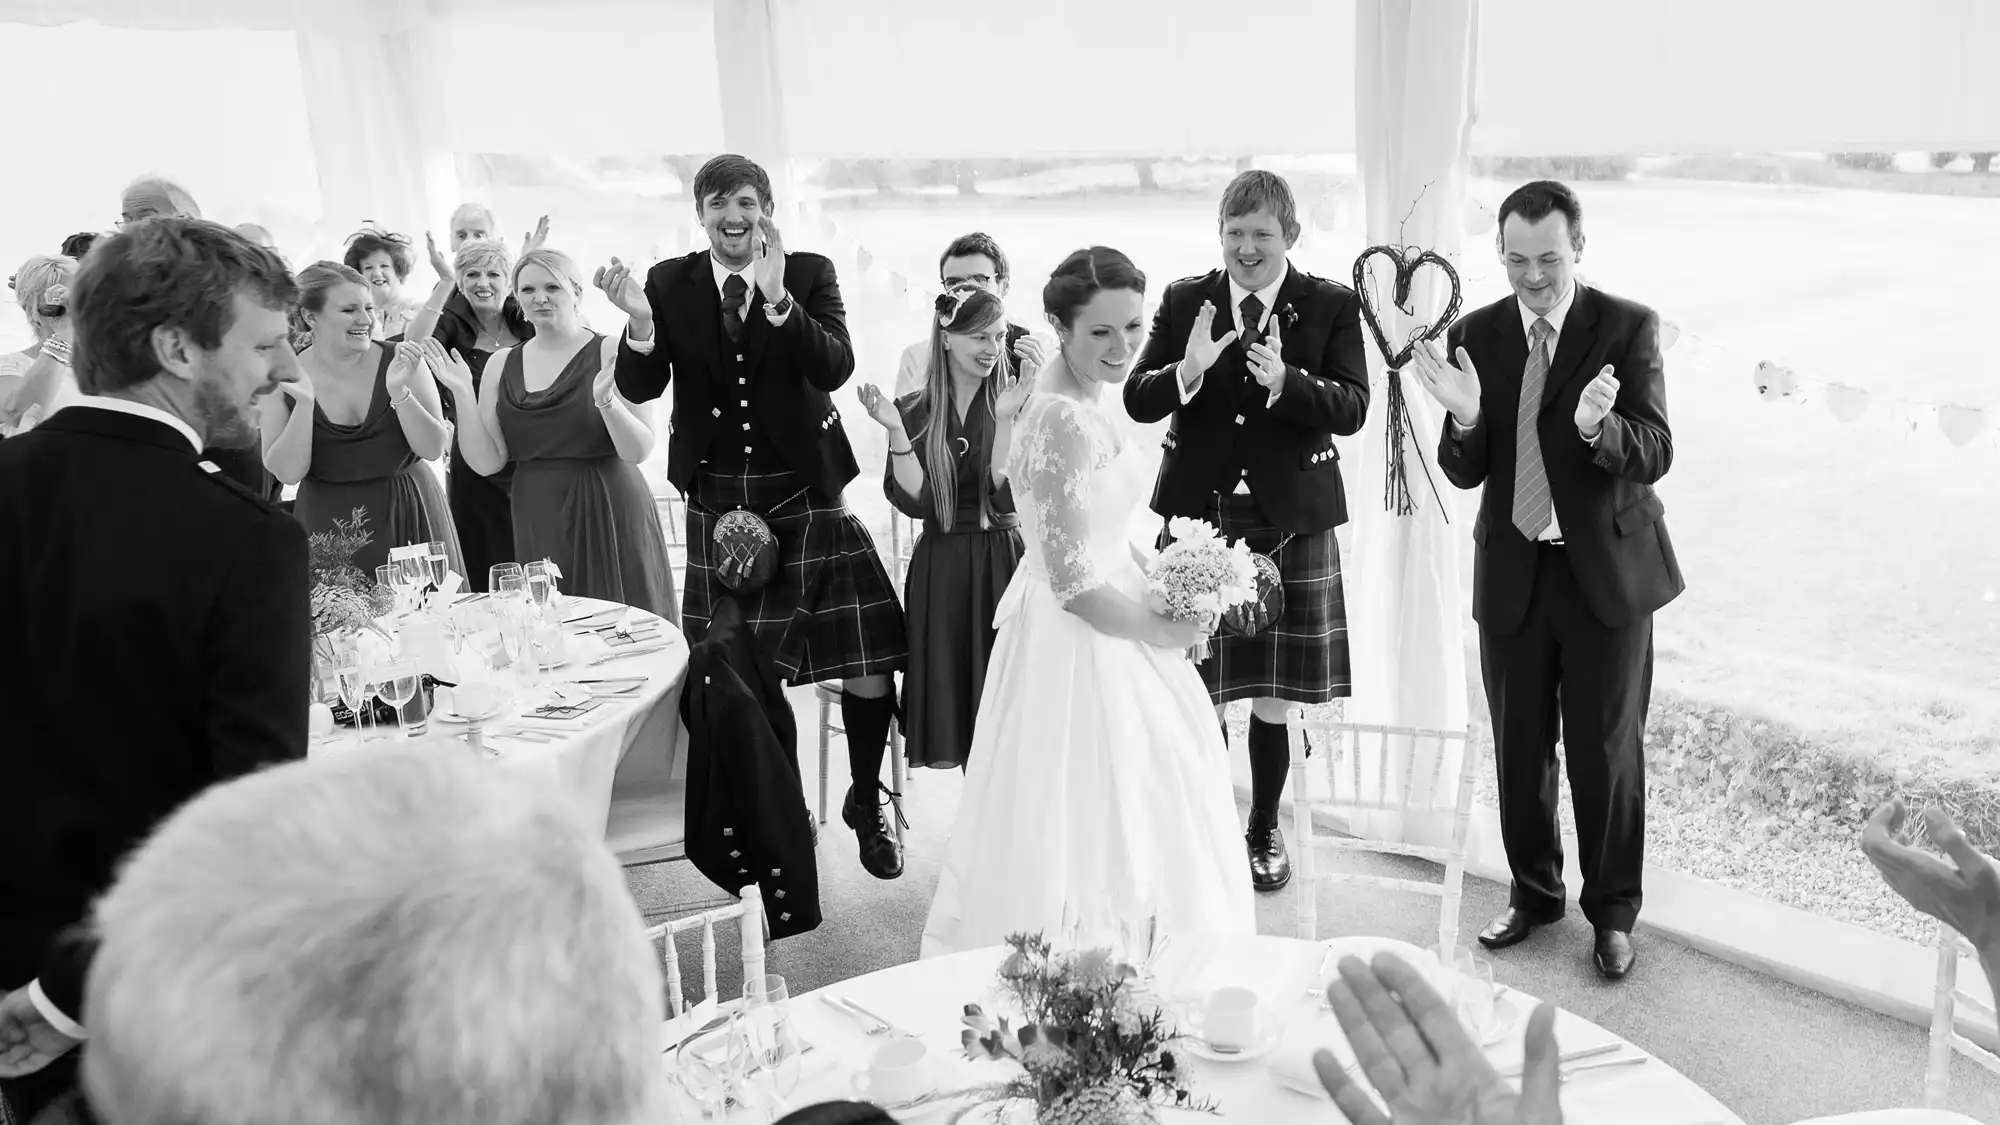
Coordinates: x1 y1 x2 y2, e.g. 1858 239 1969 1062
958 933 1215 1124
1143 517 1259 661
307 507 395 638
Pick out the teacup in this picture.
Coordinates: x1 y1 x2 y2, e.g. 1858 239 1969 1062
851 1036 930 1106
1181 985 1260 1050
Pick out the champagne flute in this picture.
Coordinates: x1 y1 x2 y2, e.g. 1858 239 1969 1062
738 974 802 1103
523 560 555 613
336 663 369 744
379 658 420 740
359 666 388 741
424 540 450 589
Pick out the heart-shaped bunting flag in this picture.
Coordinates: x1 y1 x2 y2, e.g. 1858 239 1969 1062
1351 245 1463 371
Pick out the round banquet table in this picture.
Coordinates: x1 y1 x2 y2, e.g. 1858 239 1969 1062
735 933 1744 1125
316 596 690 840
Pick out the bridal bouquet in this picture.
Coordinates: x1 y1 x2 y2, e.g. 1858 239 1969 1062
1143 517 1258 661
959 933 1213 1124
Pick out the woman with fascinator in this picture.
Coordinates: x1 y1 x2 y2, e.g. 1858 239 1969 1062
344 225 423 341
857 287 1039 770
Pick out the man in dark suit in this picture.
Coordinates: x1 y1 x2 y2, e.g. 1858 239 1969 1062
1126 170 1370 893
0 218 310 1116
593 155 910 882
1413 180 1683 980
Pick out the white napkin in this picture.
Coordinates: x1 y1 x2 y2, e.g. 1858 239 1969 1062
1267 1007 1354 1101
658 997 720 1052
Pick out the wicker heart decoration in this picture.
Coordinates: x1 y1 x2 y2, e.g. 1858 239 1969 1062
1352 245 1463 371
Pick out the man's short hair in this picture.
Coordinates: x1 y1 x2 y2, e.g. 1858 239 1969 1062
70 218 294 395
693 154 773 209
82 750 668 1125
123 176 201 220
938 232 1010 283
1496 180 1585 252
1218 169 1301 243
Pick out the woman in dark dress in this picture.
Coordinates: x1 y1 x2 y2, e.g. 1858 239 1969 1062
262 262 461 576
405 238 534 590
431 248 677 621
856 287 1039 769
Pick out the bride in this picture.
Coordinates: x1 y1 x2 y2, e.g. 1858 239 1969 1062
921 247 1256 957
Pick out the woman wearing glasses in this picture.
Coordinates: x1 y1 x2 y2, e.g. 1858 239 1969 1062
856 287 1042 770
344 226 423 341
261 262 462 576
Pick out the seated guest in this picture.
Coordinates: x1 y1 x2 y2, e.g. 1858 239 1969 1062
0 218 308 1119
77 750 670 1125
262 262 461 577
344 225 423 341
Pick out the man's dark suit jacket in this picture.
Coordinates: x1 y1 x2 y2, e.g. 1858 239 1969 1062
1436 284 1685 635
614 251 857 499
681 597 821 940
0 406 310 1020
1125 266 1370 534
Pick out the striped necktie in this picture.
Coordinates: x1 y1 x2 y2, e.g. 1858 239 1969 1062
1511 317 1555 539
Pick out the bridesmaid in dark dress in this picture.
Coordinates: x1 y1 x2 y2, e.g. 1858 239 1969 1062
404 236 534 591
431 248 677 621
261 262 462 576
856 287 1040 769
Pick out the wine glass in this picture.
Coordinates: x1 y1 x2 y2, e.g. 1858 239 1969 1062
738 973 802 1104
1431 944 1497 1039
378 658 420 739
672 1015 742 1120
336 662 369 744
489 562 523 595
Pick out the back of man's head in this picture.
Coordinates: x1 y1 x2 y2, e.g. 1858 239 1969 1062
120 176 201 222
82 750 667 1125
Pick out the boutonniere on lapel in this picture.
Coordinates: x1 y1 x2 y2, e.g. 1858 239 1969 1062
1352 242 1464 520
1276 302 1299 331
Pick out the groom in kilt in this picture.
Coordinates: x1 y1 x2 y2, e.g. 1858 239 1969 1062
595 155 910 881
1127 170 1370 892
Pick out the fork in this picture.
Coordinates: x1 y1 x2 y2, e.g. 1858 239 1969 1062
821 995 889 1035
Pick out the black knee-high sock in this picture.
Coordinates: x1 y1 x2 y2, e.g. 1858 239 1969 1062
1248 715 1290 819
842 689 897 794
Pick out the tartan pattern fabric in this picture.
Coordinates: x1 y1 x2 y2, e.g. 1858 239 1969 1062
1511 317 1555 538
1158 492 1351 704
684 469 908 684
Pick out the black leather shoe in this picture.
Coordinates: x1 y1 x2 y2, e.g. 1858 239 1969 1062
1246 809 1292 893
840 784 904 880
1477 907 1560 950
1593 928 1635 980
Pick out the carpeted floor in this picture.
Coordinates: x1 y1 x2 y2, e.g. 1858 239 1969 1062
627 685 2000 1124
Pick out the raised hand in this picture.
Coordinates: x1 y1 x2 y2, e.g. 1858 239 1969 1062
1247 319 1287 391
277 375 316 407
1312 952 1563 1125
752 217 787 303
1410 338 1483 425
1012 333 1048 381
426 231 451 281
522 215 551 255
418 338 475 400
855 383 901 430
1183 301 1239 379
1574 365 1619 433
593 258 651 322
386 340 424 396
1863 800 2000 949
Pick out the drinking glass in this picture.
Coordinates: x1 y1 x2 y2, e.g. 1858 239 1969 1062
358 667 388 741
424 541 450 589
335 663 369 743
495 572 527 606
672 1016 742 1120
736 973 801 1104
489 562 523 595
378 658 421 739
1432 944 1497 1038
524 560 556 613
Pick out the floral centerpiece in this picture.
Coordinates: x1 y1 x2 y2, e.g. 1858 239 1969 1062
1143 517 1259 661
957 933 1214 1125
306 508 394 697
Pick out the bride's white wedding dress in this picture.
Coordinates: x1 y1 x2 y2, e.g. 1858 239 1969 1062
921 391 1255 957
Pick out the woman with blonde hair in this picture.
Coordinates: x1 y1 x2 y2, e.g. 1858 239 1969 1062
857 286 1036 769
431 248 675 619
0 255 79 430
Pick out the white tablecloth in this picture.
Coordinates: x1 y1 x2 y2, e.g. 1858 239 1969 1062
752 935 1743 1125
324 596 690 840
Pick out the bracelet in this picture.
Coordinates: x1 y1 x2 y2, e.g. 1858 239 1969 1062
889 446 913 457
390 390 415 407
595 395 615 409
423 305 444 315
41 337 71 366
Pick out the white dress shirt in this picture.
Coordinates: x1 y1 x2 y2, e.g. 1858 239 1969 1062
1176 263 1289 407
67 396 204 453
625 254 791 356
1450 285 1578 541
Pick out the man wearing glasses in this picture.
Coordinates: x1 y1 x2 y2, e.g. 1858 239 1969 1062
893 233 1047 397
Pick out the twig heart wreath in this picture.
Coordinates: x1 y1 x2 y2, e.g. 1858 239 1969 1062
1351 243 1463 517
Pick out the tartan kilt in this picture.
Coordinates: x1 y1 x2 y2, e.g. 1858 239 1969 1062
684 470 908 684
1158 491 1351 705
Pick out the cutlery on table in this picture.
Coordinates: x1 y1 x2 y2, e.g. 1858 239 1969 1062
1557 1054 1648 1083
820 995 888 1035
563 607 624 625
572 677 648 686
839 997 910 1039
1495 1042 1623 1078
590 645 669 666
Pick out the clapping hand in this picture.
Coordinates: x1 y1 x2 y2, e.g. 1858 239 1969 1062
1012 334 1048 381
1574 366 1619 435
1183 301 1238 379
417 338 475 401
1247 320 1287 391
1313 952 1563 1125
386 340 425 397
1863 800 2000 950
522 215 551 255
856 383 900 430
1409 338 1484 425
752 217 786 303
593 258 651 322
426 231 451 282
592 359 618 410
0 984 80 1078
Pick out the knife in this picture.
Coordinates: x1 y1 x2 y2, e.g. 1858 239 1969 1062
840 997 910 1038
1496 1041 1623 1078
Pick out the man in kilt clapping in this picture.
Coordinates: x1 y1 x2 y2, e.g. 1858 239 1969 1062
594 155 910 881
1125 170 1370 893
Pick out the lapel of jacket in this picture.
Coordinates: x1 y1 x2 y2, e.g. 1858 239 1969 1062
1540 283 1599 416
684 252 725 387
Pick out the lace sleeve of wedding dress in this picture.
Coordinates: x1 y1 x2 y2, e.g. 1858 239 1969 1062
1018 397 1105 607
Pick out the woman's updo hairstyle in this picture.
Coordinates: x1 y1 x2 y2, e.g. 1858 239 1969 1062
1041 246 1146 331
290 261 367 350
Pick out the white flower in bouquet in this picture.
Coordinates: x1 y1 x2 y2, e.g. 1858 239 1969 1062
1143 517 1259 660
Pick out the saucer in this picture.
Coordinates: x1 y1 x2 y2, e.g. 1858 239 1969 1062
1180 1012 1284 1063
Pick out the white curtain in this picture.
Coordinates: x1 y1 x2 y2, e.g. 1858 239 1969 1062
1341 0 1476 844
296 24 457 250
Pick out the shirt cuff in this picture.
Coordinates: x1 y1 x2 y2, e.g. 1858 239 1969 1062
625 325 656 355
29 978 87 1041
1449 417 1476 439
1581 423 1604 445
1176 362 1203 403
1265 386 1282 408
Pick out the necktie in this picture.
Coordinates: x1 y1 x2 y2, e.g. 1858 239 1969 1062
1511 317 1555 539
1238 294 1265 351
721 273 748 344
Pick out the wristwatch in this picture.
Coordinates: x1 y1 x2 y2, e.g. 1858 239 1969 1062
764 292 795 319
